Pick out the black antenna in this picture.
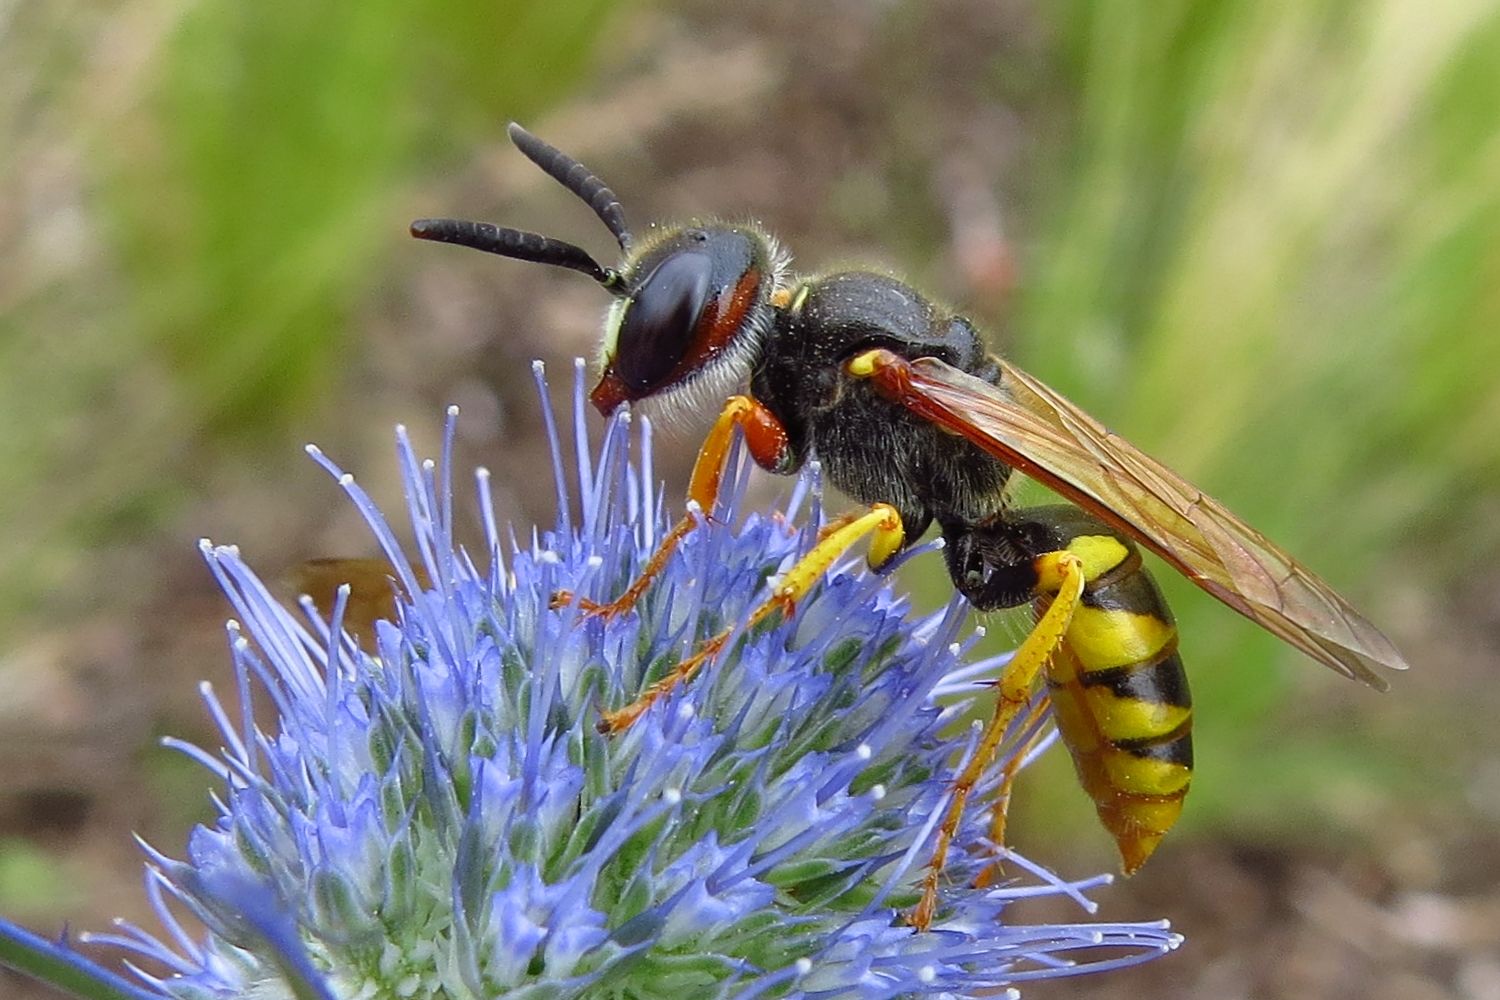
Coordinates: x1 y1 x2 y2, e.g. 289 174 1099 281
409 123 634 295
408 218 624 292
505 122 633 252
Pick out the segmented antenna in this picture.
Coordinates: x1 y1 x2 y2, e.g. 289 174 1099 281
409 218 623 291
505 122 633 252
409 122 635 295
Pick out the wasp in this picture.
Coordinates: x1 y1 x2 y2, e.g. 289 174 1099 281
410 123 1409 929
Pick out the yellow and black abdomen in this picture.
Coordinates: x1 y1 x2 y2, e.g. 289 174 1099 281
1026 507 1193 873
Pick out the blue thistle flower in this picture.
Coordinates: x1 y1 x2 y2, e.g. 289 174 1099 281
0 360 1180 1000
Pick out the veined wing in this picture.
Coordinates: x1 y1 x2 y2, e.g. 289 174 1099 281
850 348 1408 690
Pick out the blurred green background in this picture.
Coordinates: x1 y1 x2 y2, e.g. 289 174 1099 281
3 1 1498 997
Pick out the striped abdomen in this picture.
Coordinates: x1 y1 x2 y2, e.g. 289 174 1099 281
1033 518 1193 873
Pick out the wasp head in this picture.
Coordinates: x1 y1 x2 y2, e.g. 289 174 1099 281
411 123 788 428
591 223 785 423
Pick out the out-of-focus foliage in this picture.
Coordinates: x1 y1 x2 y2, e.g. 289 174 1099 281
1010 0 1500 839
1027 1 1500 563
0 0 625 627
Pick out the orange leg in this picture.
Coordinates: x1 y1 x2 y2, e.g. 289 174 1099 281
599 503 904 734
553 395 791 617
909 550 1085 931
971 693 1052 890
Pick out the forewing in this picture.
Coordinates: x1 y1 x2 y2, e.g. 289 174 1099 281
872 352 1407 689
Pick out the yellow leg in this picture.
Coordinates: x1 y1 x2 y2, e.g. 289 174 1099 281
909 550 1085 931
599 504 904 734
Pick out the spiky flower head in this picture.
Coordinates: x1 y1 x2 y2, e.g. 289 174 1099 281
0 361 1178 1000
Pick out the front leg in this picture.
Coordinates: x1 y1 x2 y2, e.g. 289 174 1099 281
555 395 794 619
599 503 904 734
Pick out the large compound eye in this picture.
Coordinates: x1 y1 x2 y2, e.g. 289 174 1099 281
591 226 766 415
612 249 714 394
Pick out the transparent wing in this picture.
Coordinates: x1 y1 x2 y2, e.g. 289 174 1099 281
854 349 1408 690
